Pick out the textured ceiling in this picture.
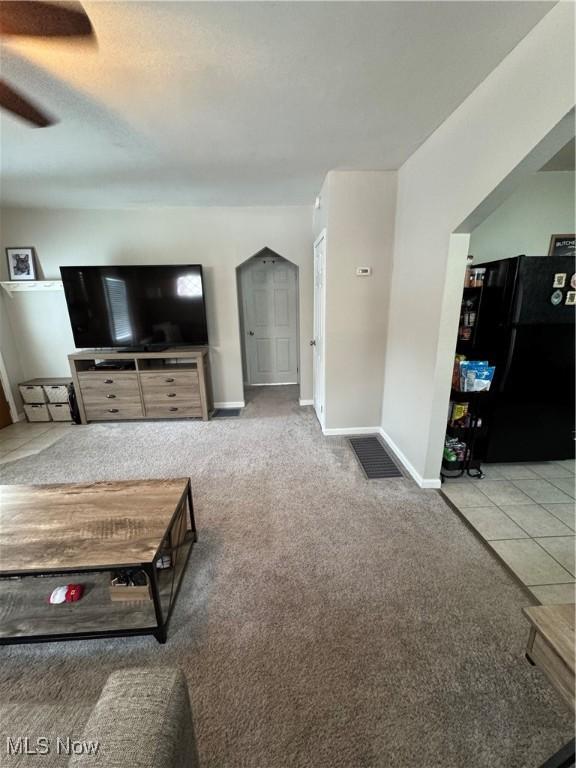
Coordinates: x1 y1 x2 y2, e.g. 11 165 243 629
0 1 555 208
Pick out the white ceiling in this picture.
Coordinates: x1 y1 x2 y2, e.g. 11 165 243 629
0 1 555 208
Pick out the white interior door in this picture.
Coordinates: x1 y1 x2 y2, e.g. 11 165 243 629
313 231 326 427
241 257 299 385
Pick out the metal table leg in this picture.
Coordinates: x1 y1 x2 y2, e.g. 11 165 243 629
538 739 575 768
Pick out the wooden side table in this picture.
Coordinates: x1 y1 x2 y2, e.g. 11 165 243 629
524 604 575 768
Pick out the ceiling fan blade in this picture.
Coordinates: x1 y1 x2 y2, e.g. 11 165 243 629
0 79 55 127
0 1 93 38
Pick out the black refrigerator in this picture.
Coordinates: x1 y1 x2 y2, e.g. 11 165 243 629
470 255 575 463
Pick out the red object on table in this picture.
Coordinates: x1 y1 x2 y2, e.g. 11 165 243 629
65 584 84 602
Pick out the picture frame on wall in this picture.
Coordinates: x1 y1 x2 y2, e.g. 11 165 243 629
548 234 575 257
5 247 37 281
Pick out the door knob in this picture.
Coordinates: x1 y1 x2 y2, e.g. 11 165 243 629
309 339 316 346
248 330 255 336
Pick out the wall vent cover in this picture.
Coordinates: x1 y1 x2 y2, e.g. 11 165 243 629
349 436 402 479
212 408 241 418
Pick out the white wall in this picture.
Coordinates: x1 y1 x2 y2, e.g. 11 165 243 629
0 206 314 406
314 171 397 430
470 171 575 263
381 2 575 486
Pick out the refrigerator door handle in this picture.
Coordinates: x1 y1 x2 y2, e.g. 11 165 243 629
510 260 522 325
499 327 517 392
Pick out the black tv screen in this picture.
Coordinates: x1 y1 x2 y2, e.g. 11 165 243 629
60 265 208 349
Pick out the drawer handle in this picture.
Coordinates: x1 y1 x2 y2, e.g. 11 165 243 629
108 408 119 413
165 377 175 383
106 394 116 399
104 379 114 384
167 393 177 398
169 407 178 412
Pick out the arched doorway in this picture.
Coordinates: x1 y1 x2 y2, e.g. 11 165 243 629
237 248 300 388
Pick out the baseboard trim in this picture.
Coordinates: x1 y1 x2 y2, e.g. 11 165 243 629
299 399 314 406
248 382 298 387
214 401 245 409
378 428 441 489
322 426 380 436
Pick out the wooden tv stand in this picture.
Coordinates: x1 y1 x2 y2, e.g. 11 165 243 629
68 347 213 424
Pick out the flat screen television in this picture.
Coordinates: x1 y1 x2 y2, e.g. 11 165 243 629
60 265 208 350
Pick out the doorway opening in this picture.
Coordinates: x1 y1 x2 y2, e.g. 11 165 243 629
0 376 13 430
312 230 326 430
237 248 300 403
433 116 574 484
0 350 16 429
441 133 575 483
436 124 575 603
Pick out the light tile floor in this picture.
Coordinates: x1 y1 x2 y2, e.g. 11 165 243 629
441 460 575 605
0 421 78 464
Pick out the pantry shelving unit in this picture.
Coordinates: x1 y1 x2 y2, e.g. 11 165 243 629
442 389 490 480
442 270 493 481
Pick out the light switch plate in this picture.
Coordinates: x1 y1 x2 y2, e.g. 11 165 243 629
356 267 372 276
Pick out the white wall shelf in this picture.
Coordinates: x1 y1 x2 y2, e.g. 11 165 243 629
0 280 63 296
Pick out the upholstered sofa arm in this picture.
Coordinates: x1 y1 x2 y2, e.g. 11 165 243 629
69 667 199 768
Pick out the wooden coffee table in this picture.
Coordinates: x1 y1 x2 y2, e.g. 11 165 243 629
0 478 197 644
524 604 575 768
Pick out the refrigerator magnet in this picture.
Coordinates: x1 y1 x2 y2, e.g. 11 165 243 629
550 290 563 306
553 273 567 288
566 291 576 306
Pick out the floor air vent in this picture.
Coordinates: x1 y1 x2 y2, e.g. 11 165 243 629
349 436 402 479
212 408 241 418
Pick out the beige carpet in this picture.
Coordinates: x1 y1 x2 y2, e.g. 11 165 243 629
0 386 572 767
